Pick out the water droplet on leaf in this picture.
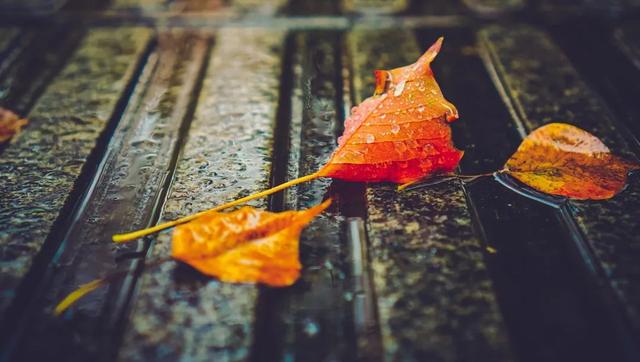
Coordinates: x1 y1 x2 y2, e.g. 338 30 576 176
366 134 375 144
394 80 406 97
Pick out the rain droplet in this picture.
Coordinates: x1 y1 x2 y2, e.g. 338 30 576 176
351 106 358 114
423 144 435 154
366 134 375 144
302 319 320 337
394 80 406 97
391 124 400 134
380 114 386 119
418 106 425 113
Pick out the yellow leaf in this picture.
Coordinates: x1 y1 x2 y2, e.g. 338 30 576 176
504 123 639 200
171 199 332 286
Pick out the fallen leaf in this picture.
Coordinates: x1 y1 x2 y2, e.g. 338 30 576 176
171 199 332 286
318 37 463 183
113 37 461 242
55 200 331 315
504 123 639 200
0 107 28 143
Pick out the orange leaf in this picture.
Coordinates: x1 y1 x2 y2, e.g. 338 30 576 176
504 123 639 200
318 37 463 184
171 199 331 286
0 107 28 143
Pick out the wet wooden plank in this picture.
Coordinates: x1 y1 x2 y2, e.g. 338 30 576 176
409 0 527 18
479 24 640 338
251 31 358 362
342 0 408 14
0 0 67 14
604 22 640 146
547 21 640 153
536 0 640 15
119 28 285 362
6 31 210 362
407 0 468 16
0 27 20 59
614 23 640 71
348 28 512 362
111 0 223 11
461 0 525 15
0 26 85 115
110 0 285 15
429 28 635 362
286 0 340 14
0 27 152 320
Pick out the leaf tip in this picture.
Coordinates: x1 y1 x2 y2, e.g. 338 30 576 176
53 279 104 316
310 198 332 216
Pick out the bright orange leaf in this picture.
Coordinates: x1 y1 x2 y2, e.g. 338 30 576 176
54 200 331 315
0 107 28 143
504 123 639 200
171 199 332 286
318 37 463 184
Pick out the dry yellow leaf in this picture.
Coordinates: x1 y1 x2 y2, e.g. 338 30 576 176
504 123 639 200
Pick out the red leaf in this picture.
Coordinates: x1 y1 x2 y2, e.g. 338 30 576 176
318 37 463 183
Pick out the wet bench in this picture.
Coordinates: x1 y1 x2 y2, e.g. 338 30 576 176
1 1 640 361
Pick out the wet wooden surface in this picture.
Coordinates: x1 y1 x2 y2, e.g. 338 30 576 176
1 1 640 362
350 29 512 361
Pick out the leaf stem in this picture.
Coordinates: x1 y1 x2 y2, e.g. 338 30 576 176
398 172 496 191
112 172 321 243
53 257 172 316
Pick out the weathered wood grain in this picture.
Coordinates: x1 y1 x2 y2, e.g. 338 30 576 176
348 28 512 362
251 31 359 362
110 0 286 15
0 27 152 319
428 27 635 362
614 23 640 71
462 0 524 15
0 26 85 116
0 27 19 58
7 31 210 362
118 28 284 362
479 23 640 337
342 0 408 14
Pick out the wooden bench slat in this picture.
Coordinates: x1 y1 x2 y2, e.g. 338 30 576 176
342 0 409 14
348 28 513 362
614 23 640 72
426 28 635 362
0 27 152 319
479 23 640 338
250 31 359 361
0 27 20 59
6 31 211 361
408 0 468 16
461 0 524 15
0 26 85 116
119 28 284 362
